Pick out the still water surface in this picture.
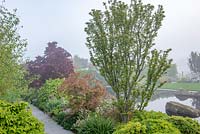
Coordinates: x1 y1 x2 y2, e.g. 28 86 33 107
145 89 200 122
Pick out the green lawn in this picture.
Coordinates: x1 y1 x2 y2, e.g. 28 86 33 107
160 82 200 91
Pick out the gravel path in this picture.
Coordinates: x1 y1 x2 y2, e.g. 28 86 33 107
30 105 74 134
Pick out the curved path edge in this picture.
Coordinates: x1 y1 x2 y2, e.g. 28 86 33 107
30 105 74 134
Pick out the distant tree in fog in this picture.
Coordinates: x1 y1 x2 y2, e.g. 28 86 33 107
73 55 89 69
188 51 200 81
27 41 74 88
166 64 178 82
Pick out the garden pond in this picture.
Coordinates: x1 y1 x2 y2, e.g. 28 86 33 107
145 89 200 122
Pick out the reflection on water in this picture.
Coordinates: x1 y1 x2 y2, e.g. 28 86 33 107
145 89 200 122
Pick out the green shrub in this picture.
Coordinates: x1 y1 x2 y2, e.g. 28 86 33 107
54 111 80 130
75 114 114 134
0 100 44 134
141 119 180 134
114 119 180 134
61 109 94 131
25 79 79 130
113 121 146 134
24 79 66 114
36 79 64 112
96 98 121 122
133 110 168 121
23 88 39 104
0 88 24 102
131 110 200 134
167 116 200 134
46 98 66 115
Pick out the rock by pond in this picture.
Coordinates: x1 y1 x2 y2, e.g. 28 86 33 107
166 101 200 118
175 91 200 100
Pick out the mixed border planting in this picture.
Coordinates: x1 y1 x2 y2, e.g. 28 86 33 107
0 0 200 134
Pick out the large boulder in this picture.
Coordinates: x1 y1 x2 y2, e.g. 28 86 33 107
175 91 200 100
166 101 200 118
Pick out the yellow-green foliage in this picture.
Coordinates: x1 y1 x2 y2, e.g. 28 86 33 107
113 121 146 134
114 110 200 134
133 111 200 134
141 119 180 134
167 116 200 134
114 119 180 134
0 100 44 134
131 110 200 134
133 110 168 121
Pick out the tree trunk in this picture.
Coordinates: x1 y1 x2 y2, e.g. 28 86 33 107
120 112 128 123
119 102 130 123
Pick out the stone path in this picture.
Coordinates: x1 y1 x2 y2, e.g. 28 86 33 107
30 105 74 134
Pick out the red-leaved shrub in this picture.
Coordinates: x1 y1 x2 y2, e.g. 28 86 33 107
59 72 106 112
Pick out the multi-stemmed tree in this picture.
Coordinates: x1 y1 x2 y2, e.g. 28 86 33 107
85 0 172 122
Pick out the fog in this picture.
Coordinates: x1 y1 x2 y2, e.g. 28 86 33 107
4 0 200 73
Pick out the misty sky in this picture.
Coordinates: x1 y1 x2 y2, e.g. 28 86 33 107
4 0 200 73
